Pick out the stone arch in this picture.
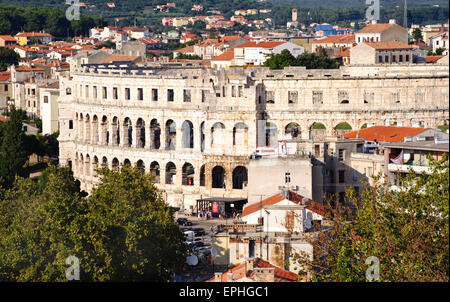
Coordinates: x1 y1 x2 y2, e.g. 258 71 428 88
165 162 176 184
136 118 145 148
92 115 99 144
165 120 176 150
136 160 145 173
182 120 194 149
233 122 248 147
284 122 301 139
265 122 277 147
232 166 248 189
93 156 99 174
334 122 353 136
112 157 120 171
79 153 84 175
211 122 225 148
85 114 91 143
101 115 109 145
309 122 326 140
150 161 160 183
112 116 120 146
200 164 205 186
85 154 91 176
123 117 133 147
123 158 131 167
200 122 205 152
101 156 108 168
212 165 226 189
150 119 161 149
79 113 84 141
182 162 195 186
340 99 349 104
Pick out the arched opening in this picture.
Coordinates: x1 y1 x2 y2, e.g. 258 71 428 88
182 162 195 186
232 166 248 189
136 118 145 148
265 122 277 147
136 160 145 173
112 158 120 171
92 115 98 144
85 154 91 176
340 99 349 104
79 153 84 175
85 114 91 143
200 164 205 186
211 122 225 148
212 166 226 189
165 162 176 184
150 161 160 183
309 122 326 140
101 156 108 168
150 119 161 149
200 122 205 152
182 120 194 149
79 113 84 141
334 122 353 136
112 116 119 146
123 117 132 147
101 116 109 145
123 158 131 167
165 120 176 150
93 156 99 175
284 122 300 140
233 122 248 148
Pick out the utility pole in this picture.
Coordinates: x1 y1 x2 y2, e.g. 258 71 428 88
403 0 408 29
251 194 267 259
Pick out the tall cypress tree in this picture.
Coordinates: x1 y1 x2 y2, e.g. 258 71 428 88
0 106 28 188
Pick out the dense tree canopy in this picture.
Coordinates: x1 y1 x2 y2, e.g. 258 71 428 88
0 47 20 72
0 165 188 281
264 49 340 70
294 156 449 282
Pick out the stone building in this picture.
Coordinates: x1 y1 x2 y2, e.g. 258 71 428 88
57 53 449 208
350 41 415 65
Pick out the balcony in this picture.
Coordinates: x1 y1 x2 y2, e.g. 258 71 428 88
388 163 432 174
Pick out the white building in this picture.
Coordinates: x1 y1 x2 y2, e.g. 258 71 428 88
429 32 449 55
40 82 60 135
355 23 408 44
234 41 305 66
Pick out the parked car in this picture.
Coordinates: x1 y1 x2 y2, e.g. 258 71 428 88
192 228 205 236
184 221 193 226
177 218 188 225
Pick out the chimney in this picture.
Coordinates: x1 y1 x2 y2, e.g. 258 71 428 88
214 272 222 282
253 268 275 282
389 19 396 24
371 20 377 25
440 27 444 33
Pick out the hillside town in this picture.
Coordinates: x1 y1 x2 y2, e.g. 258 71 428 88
0 1 448 285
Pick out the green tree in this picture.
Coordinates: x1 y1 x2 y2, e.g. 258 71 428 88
412 28 423 41
0 47 20 72
294 156 449 282
264 50 340 70
0 106 28 188
0 164 187 281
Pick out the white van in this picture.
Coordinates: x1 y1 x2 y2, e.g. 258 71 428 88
184 231 195 242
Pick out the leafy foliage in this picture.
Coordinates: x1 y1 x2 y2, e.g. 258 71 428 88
264 49 340 70
294 156 449 282
0 165 188 281
0 47 20 72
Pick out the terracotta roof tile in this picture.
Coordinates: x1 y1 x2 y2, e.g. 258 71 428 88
236 41 285 48
312 35 355 44
0 35 17 42
365 41 414 50
212 50 234 61
426 56 443 63
241 193 285 217
342 126 428 142
0 72 11 82
357 23 399 34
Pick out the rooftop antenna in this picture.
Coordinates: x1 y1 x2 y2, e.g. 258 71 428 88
403 0 407 29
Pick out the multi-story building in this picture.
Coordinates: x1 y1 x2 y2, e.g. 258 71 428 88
0 71 12 112
355 23 408 44
57 53 449 208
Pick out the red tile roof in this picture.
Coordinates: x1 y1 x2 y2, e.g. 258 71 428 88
0 35 17 42
205 258 298 282
212 50 234 61
365 41 414 50
357 23 399 34
342 126 428 142
241 193 285 217
236 41 285 48
313 35 355 44
0 72 11 82
15 32 52 37
426 56 443 63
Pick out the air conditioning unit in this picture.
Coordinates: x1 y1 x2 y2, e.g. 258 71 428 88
404 136 413 142
416 136 426 141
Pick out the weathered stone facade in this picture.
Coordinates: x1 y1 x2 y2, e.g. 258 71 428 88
58 59 449 208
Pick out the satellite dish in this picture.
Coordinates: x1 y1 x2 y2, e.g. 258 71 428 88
211 247 218 258
186 254 198 266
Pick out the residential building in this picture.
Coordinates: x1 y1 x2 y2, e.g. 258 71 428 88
233 41 304 66
0 35 17 47
14 32 53 46
350 41 415 65
355 23 408 44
